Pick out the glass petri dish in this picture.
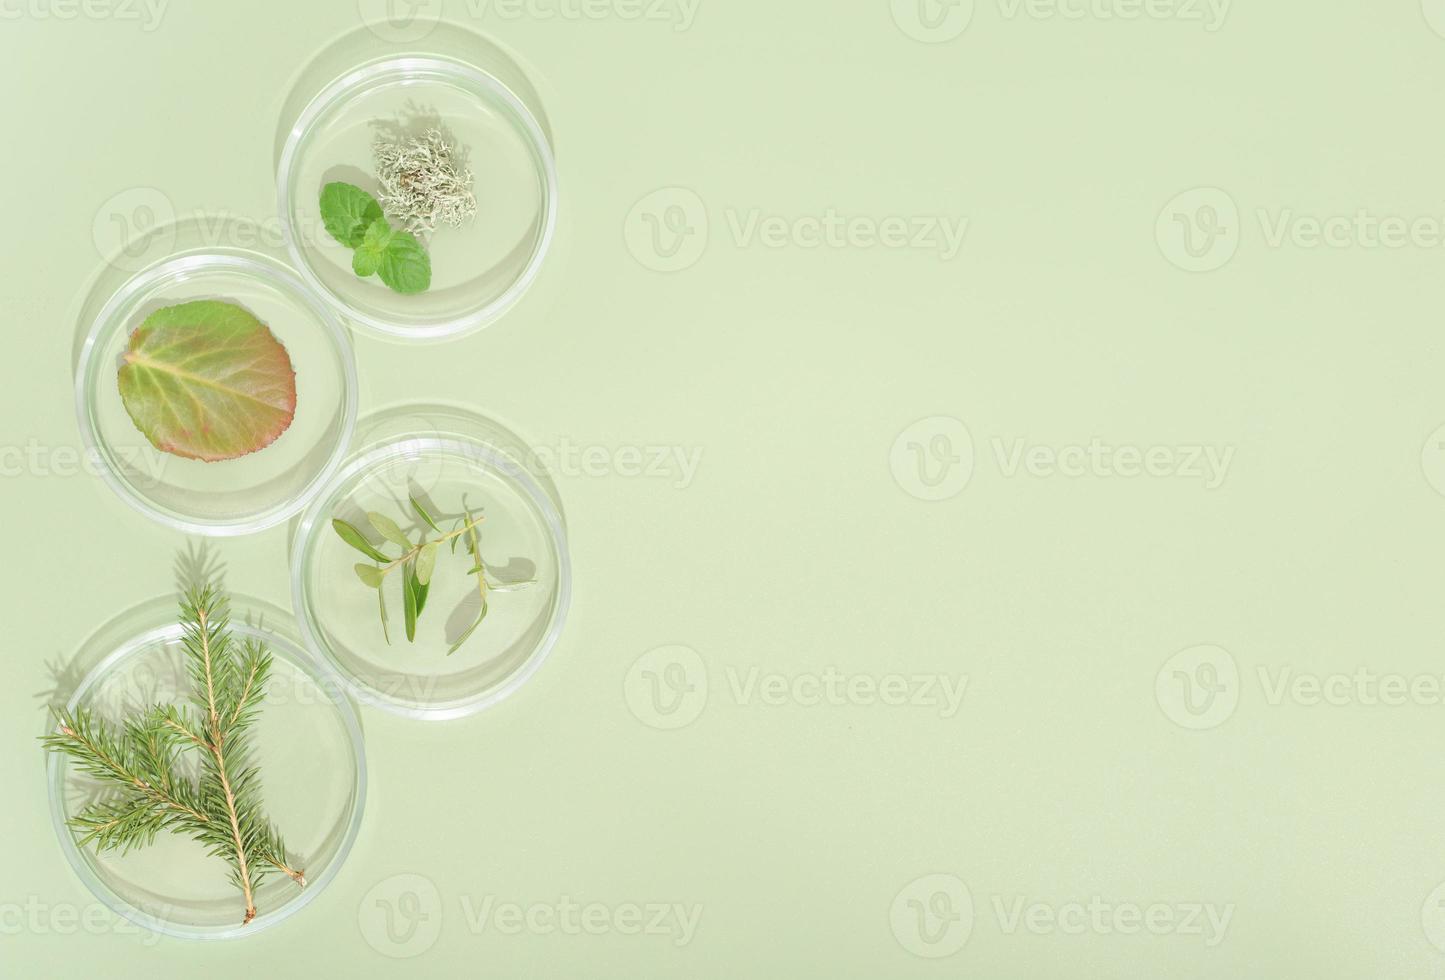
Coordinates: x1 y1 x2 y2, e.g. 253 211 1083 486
277 55 558 341
75 248 358 536
291 414 570 719
46 608 367 941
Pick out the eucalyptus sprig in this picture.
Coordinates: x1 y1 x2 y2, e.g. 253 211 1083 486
42 585 303 926
332 495 532 654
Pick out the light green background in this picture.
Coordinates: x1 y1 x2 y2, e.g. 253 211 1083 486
5 0 1445 976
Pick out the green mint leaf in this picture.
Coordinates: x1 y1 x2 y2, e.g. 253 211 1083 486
117 300 296 461
351 218 394 277
377 231 431 294
332 519 390 562
362 218 394 252
320 182 384 248
352 247 382 278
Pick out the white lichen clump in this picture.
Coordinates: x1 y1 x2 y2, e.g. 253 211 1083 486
373 128 478 235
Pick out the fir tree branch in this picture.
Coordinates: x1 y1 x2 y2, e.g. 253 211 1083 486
44 707 210 826
185 586 261 924
43 582 305 925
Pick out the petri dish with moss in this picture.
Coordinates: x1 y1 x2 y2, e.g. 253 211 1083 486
291 408 571 719
45 600 366 940
277 53 558 341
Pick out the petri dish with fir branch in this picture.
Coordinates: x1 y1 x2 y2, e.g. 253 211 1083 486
44 594 366 940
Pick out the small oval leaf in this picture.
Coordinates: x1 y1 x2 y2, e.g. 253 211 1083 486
368 512 411 549
332 519 390 562
354 564 384 588
403 567 418 642
411 496 441 533
415 543 438 586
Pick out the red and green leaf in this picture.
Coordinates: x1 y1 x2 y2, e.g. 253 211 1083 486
117 300 297 462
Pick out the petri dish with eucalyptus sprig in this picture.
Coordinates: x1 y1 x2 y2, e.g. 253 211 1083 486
291 409 571 719
277 53 558 341
45 602 366 941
